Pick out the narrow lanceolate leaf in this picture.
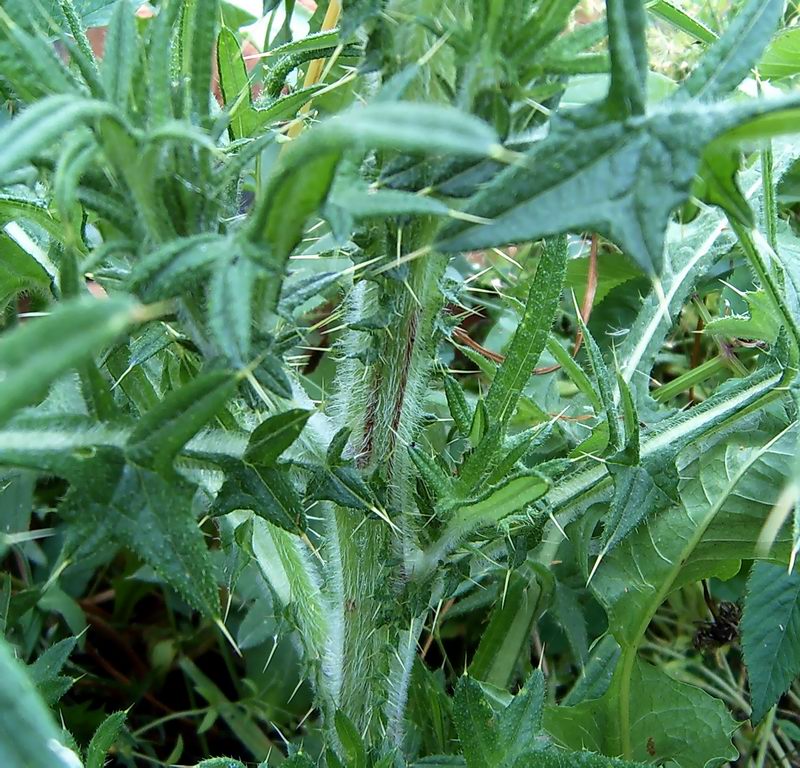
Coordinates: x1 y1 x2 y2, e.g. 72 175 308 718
0 637 82 768
208 255 254 364
606 0 648 116
252 354 293 400
126 370 239 472
216 26 255 140
129 234 228 300
85 711 127 768
677 0 783 102
443 372 472 436
576 315 621 453
245 409 313 466
0 297 137 426
102 0 137 107
190 0 221 119
308 465 379 513
742 562 800 724
484 236 566 427
0 96 115 179
334 711 368 768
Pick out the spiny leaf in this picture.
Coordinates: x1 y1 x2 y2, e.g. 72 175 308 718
0 636 82 768
484 236 567 428
110 465 221 618
499 669 547 763
575 314 622 453
245 409 313 467
126 370 239 472
453 677 501 768
606 0 648 116
85 711 127 768
214 464 306 533
252 354 293 400
27 637 77 705
677 0 783 102
308 465 379 514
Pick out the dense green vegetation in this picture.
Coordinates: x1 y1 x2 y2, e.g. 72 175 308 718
3 0 800 765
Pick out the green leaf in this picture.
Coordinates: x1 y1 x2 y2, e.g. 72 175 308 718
252 354 293 400
470 568 551 690
0 636 81 768
705 288 781 344
217 26 256 140
0 96 115 179
129 234 229 300
208 255 255 365
110 464 221 618
0 234 52 311
443 372 472 436
215 464 307 533
245 409 312 466
334 710 368 768
437 0 796 278
126 370 239 473
544 658 738 767
646 0 716 44
410 445 454 506
521 749 651 767
309 465 378 513
576 316 622 453
484 236 567 428
26 637 76 706
695 144 754 226
760 27 800 79
102 0 137 107
606 0 648 116
742 562 800 724
0 297 137 426
499 669 547 764
453 676 501 768
190 0 221 120
598 464 672 558
247 102 499 294
677 0 782 102
592 423 796 652
85 711 127 768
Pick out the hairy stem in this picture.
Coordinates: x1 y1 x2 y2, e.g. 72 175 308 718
326 244 448 748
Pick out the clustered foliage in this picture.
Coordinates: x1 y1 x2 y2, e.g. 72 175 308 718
3 0 800 766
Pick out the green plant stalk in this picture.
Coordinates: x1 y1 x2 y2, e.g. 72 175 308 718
652 354 728 402
327 240 448 747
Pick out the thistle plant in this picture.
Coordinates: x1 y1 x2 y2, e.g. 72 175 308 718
3 1 800 767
